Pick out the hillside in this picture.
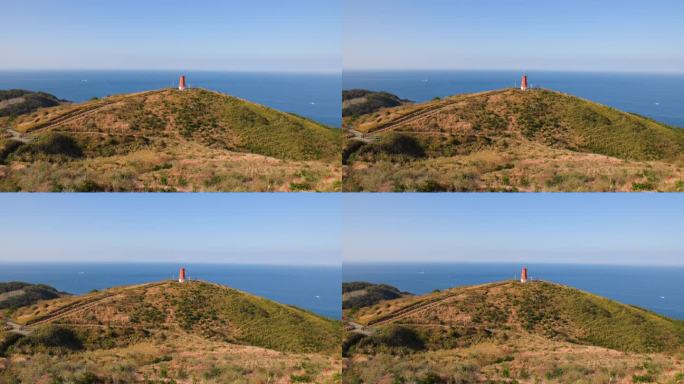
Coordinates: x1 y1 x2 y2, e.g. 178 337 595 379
344 88 684 192
0 281 68 310
0 88 342 192
1 280 342 383
342 281 412 309
342 89 412 118
0 89 68 117
344 280 684 383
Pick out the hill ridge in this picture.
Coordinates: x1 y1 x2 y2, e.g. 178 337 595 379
344 87 684 191
9 279 340 354
347 279 684 354
1 87 342 191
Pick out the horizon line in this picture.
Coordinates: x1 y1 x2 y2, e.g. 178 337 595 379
0 68 342 75
0 260 341 267
342 68 684 75
342 260 684 268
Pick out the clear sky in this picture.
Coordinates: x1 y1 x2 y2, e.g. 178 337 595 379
343 194 684 266
0 194 340 265
1 0 339 72
344 0 684 72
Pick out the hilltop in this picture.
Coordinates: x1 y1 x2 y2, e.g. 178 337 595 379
0 282 68 310
343 88 684 192
1 280 341 383
344 280 684 383
0 90 68 117
342 281 412 309
0 88 342 192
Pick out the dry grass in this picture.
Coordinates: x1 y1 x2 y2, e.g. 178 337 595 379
1 334 341 384
344 141 684 192
2 88 341 192
344 334 684 384
343 88 684 192
1 142 341 192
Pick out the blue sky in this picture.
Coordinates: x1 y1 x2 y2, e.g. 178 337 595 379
344 0 684 72
1 0 339 72
343 194 684 266
0 194 340 265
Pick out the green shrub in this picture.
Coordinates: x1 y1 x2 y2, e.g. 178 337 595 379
28 325 84 351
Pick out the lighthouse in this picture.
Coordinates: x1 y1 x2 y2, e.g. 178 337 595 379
520 267 528 283
178 75 187 91
520 75 528 91
178 267 186 283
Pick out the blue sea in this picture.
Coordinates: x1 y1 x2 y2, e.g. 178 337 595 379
0 263 341 319
0 70 341 127
343 262 684 320
343 70 684 128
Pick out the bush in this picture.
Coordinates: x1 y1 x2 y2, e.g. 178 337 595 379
0 140 24 164
15 132 83 159
376 325 425 351
28 325 83 351
376 133 426 158
74 179 106 192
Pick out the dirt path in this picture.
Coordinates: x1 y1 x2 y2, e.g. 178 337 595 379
368 281 508 327
346 321 375 336
6 321 30 336
26 281 168 327
360 89 503 137
6 89 167 142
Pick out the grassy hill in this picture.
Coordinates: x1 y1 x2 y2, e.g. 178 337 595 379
0 281 68 310
344 280 684 383
1 88 342 192
344 88 684 192
1 280 342 383
342 89 412 118
342 281 412 310
0 89 68 117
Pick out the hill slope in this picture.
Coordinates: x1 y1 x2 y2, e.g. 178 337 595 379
1 280 341 383
345 280 684 383
1 88 341 192
350 280 684 353
0 281 68 310
342 89 412 118
342 281 412 309
11 280 339 354
0 89 68 117
344 88 684 192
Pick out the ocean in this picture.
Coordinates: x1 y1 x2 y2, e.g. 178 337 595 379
343 70 684 128
0 70 341 127
343 262 684 320
0 263 341 319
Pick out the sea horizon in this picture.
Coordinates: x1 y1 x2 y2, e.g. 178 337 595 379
0 262 342 319
343 262 684 320
0 69 342 127
343 69 684 128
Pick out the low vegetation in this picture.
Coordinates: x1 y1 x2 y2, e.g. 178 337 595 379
0 89 67 117
342 282 412 309
344 280 684 383
1 88 341 191
1 280 341 383
342 89 412 118
344 88 684 191
0 282 66 310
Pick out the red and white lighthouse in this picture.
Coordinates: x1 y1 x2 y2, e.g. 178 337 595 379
520 267 528 283
178 75 187 91
178 267 186 283
520 75 528 91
